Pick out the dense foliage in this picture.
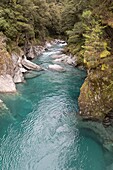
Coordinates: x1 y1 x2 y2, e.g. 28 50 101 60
62 0 113 66
0 0 63 47
1 0 113 68
61 0 113 119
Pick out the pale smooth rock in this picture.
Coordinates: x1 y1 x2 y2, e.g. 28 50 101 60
45 42 52 48
12 53 19 66
51 55 63 59
53 54 77 66
12 54 26 83
48 64 65 72
67 57 75 65
0 99 8 110
22 56 43 71
20 67 27 73
53 58 63 63
13 69 24 83
0 74 16 92
24 71 41 79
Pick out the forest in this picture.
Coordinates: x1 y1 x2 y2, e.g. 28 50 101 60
0 0 63 49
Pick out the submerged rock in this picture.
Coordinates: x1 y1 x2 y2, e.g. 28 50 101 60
0 99 4 107
0 99 9 111
24 71 41 79
78 119 113 152
0 74 16 93
48 64 65 72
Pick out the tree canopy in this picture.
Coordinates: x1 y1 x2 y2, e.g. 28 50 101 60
0 0 63 47
62 0 113 67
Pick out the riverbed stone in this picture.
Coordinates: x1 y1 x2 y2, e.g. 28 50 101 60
48 64 65 72
51 55 63 59
52 54 76 66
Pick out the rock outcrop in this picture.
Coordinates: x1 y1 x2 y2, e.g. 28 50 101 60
25 46 45 59
12 53 26 83
0 74 16 93
0 33 44 92
22 56 43 71
79 65 113 121
78 48 113 151
13 68 25 83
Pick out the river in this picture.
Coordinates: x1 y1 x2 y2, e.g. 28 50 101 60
0 44 110 170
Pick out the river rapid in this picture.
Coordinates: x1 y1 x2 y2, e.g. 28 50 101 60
0 44 111 170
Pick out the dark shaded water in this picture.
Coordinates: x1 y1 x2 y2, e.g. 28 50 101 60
0 44 110 170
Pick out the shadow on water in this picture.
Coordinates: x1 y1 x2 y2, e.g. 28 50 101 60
79 127 113 170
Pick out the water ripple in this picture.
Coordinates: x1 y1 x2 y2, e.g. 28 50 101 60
0 44 106 170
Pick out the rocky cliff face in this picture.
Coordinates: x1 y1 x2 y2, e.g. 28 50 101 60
79 63 113 121
0 33 45 93
0 33 16 92
77 13 113 126
78 47 113 151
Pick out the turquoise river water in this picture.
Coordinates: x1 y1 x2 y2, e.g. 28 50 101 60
0 44 112 170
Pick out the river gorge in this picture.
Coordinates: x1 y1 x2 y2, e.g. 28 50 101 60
0 44 112 170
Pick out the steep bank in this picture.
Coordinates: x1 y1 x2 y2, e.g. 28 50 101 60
62 0 113 151
0 33 45 93
78 66 113 151
78 58 113 151
0 33 16 92
79 63 113 121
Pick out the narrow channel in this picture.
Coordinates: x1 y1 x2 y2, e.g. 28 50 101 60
0 44 108 170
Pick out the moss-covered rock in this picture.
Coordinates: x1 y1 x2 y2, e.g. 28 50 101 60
79 63 113 121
